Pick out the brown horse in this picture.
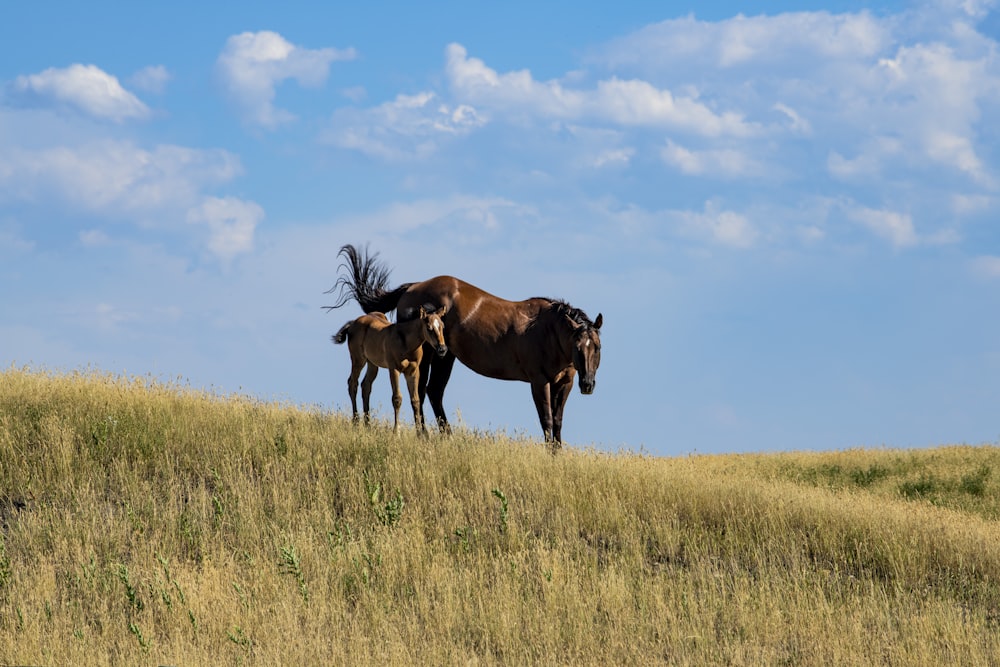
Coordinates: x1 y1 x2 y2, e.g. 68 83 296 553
327 244 602 446
332 306 448 433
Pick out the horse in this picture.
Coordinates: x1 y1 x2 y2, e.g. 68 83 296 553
326 244 602 447
332 306 448 434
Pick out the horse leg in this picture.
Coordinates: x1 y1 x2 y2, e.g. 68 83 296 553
404 366 424 435
530 381 554 443
426 352 456 434
389 368 402 433
361 362 379 426
550 371 575 447
416 350 432 417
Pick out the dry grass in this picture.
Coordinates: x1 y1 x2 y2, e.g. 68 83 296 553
2 366 1000 665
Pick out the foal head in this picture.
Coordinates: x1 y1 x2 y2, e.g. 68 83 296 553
418 306 449 357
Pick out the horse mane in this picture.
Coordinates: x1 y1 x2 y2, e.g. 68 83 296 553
534 298 598 331
324 244 394 312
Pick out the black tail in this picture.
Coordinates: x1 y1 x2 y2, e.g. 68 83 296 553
324 244 412 315
332 322 351 344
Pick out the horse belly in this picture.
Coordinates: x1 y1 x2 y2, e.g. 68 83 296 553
450 336 531 382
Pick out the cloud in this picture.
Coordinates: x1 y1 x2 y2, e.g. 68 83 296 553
7 64 149 122
216 30 356 128
970 255 1000 278
677 201 758 248
873 41 995 183
0 225 34 255
0 140 242 214
593 11 889 72
129 65 171 95
324 91 486 160
772 103 811 135
337 194 527 237
827 137 903 181
186 196 264 262
661 139 761 177
849 205 918 248
0 138 260 263
590 6 1000 186
445 43 757 137
590 147 634 168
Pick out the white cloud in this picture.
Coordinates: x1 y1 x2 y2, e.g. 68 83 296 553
874 42 994 183
0 140 242 214
849 206 918 248
0 225 34 254
827 137 903 180
952 193 994 215
186 196 264 262
589 5 1000 193
590 147 634 168
79 229 112 247
677 201 757 248
773 103 811 135
337 194 526 236
661 139 760 177
216 30 356 128
325 91 486 160
970 255 1000 278
92 302 138 332
129 65 171 95
8 64 149 122
593 11 889 72
0 138 261 263
445 43 757 137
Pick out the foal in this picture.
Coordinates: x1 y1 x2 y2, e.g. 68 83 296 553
332 306 448 433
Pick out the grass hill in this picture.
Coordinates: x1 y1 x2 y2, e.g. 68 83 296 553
1 367 999 665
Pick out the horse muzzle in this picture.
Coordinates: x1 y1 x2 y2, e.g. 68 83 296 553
579 377 596 395
435 344 449 357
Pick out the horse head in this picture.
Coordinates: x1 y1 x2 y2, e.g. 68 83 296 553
568 312 602 395
418 305 449 357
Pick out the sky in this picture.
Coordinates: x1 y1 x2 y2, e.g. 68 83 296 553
2 1 1000 456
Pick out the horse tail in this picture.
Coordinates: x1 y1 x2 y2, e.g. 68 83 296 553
360 283 412 315
323 243 412 315
332 322 352 345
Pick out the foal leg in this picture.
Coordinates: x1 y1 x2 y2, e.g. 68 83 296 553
426 352 456 434
360 362 379 426
404 367 424 435
530 380 554 443
347 351 367 423
389 368 403 433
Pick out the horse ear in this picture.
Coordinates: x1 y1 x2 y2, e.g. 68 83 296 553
593 313 603 330
418 305 427 317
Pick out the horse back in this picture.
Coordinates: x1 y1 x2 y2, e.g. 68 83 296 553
398 277 560 381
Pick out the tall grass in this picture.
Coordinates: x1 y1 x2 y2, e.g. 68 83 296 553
2 366 1000 665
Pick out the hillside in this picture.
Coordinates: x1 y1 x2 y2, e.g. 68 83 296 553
1 367 999 665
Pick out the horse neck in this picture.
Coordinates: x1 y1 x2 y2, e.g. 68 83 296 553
537 307 576 364
392 317 428 352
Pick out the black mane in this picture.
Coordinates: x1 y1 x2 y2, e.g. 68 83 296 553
536 297 598 331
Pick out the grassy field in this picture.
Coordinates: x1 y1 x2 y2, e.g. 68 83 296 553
2 367 1000 665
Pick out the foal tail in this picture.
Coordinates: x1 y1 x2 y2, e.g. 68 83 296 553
332 322 352 345
323 243 412 315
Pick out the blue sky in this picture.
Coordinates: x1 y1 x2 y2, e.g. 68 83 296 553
3 1 1000 455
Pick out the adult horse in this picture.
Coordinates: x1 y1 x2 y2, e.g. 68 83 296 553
326 244 603 446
